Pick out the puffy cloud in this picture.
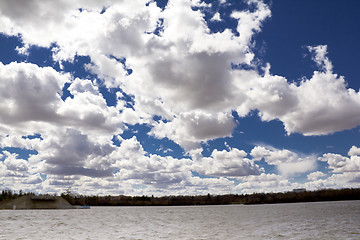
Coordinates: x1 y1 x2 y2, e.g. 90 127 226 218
67 78 99 95
57 87 122 135
193 148 262 177
111 137 193 188
251 145 298 165
304 172 360 191
0 134 42 150
32 128 116 177
1 0 360 148
277 160 317 178
84 55 128 89
1 0 360 195
307 171 327 181
304 147 360 191
319 146 360 173
210 12 222 22
0 151 43 192
231 0 271 47
150 112 236 150
235 173 292 194
178 176 235 196
119 108 142 125
348 146 360 156
0 62 68 134
282 70 360 135
2 151 29 174
308 45 333 72
245 47 360 136
251 146 317 177
0 62 123 137
0 0 160 57
234 67 298 120
0 0 271 150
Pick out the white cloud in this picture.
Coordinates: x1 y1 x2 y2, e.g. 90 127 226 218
150 112 236 150
304 172 360 191
111 137 193 187
84 54 128 89
0 0 272 151
211 12 222 22
0 134 41 150
235 173 292 194
248 47 360 136
231 0 271 47
58 89 123 135
308 45 333 72
234 67 298 121
1 0 360 148
283 72 360 135
193 148 262 177
2 151 29 173
319 146 360 173
0 62 123 137
278 160 316 178
119 108 142 125
0 62 68 135
0 151 43 192
307 147 360 190
68 78 99 95
0 0 359 195
348 146 360 156
31 128 116 178
307 171 327 181
251 146 317 177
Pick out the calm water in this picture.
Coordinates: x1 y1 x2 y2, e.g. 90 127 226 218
0 200 359 239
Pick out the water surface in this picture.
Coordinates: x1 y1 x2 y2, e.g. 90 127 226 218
1 200 359 239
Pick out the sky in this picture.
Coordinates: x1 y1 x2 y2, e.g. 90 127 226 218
0 0 359 196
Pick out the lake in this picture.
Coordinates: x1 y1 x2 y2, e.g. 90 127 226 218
1 200 359 239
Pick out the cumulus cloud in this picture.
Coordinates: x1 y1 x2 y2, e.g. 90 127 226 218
304 172 360 191
211 12 222 22
247 47 360 136
299 146 360 191
0 0 272 151
0 62 68 134
1 0 360 195
231 0 271 47
307 171 327 181
111 136 193 188
31 128 116 177
0 134 42 150
0 151 43 192
150 112 236 150
251 146 317 177
1 0 360 150
319 146 360 173
348 146 360 156
235 173 292 194
308 45 333 72
193 148 262 177
2 151 29 174
0 62 123 137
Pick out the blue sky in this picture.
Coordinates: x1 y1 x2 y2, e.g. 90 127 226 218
0 0 359 196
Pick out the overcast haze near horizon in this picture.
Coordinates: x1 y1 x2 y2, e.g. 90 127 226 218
0 0 360 196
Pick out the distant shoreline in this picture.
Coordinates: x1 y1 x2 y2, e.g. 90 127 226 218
2 188 359 207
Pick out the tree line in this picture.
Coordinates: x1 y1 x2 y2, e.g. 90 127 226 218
0 189 35 202
1 188 359 206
